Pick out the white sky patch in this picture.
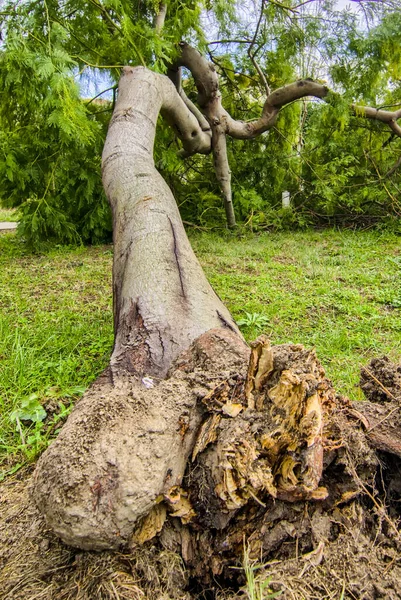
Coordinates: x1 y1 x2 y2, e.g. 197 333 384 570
78 67 114 101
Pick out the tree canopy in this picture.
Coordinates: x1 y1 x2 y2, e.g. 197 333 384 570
1 0 401 244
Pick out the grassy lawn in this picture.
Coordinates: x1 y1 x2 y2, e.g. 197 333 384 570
0 236 114 478
1 228 400 477
192 229 401 393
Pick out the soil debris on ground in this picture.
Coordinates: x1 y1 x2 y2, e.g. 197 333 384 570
1 343 401 599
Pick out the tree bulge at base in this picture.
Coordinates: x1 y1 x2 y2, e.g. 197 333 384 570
32 329 249 550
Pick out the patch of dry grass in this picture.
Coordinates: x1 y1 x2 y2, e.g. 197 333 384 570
0 471 191 600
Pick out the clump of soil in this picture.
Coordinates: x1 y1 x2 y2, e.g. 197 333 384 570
1 342 401 599
360 356 401 403
357 355 401 458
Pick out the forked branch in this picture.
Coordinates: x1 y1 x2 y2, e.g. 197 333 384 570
170 43 401 228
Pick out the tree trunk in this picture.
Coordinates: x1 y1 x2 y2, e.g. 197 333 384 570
104 67 239 378
31 66 243 550
32 66 401 593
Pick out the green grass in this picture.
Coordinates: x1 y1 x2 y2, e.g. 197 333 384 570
0 236 114 476
240 542 281 598
190 228 401 399
1 228 401 476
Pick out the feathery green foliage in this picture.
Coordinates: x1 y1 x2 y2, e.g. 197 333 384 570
0 0 210 246
0 12 111 245
1 0 401 243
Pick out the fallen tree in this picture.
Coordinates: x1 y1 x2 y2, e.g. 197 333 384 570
29 53 401 597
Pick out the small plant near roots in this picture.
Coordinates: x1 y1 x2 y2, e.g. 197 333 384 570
10 393 47 429
2 389 80 479
239 543 281 600
388 296 401 309
237 312 270 332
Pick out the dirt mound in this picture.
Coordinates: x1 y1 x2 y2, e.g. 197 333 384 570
2 346 401 599
360 356 401 404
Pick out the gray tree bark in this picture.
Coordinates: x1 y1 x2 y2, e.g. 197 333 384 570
103 66 239 378
31 66 244 550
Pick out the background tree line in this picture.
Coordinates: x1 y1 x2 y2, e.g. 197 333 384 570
0 0 400 246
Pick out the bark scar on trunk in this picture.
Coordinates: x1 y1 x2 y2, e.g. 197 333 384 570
114 299 153 376
114 240 134 333
102 151 124 170
216 309 237 334
168 216 187 300
157 329 165 361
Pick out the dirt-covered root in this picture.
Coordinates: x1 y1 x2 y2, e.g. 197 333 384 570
355 356 401 458
2 472 401 600
2 471 401 600
31 329 249 551
360 356 401 404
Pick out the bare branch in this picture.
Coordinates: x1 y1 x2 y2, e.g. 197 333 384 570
85 85 117 106
389 121 401 137
178 91 212 137
177 43 328 139
113 67 210 156
225 80 328 138
207 52 261 87
174 42 401 228
207 39 252 45
212 126 235 228
267 0 398 13
353 105 401 138
167 66 212 149
248 0 270 95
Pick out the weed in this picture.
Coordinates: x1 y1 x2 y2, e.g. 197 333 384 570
240 542 282 599
237 312 270 332
11 393 47 426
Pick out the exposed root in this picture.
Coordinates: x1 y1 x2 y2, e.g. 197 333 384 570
2 342 401 599
0 472 191 600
